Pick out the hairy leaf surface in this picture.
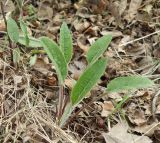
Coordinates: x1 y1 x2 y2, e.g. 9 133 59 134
40 37 67 84
29 54 37 66
13 48 21 64
107 76 154 92
60 22 73 63
60 103 73 127
7 17 19 42
19 19 29 46
18 35 42 47
87 35 112 64
71 58 108 105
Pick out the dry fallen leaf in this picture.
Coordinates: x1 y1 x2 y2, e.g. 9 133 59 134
108 1 121 25
47 75 57 86
75 0 108 14
0 0 14 13
33 56 51 75
101 101 115 117
65 78 76 89
155 104 160 114
84 26 99 36
128 108 147 126
153 48 160 58
52 13 64 25
133 122 160 137
44 89 57 100
142 4 153 14
102 121 152 143
13 75 23 85
125 0 142 22
73 19 90 32
101 30 123 38
107 92 122 102
154 130 160 142
0 20 6 31
38 1 53 21
77 35 89 54
76 7 90 18
118 0 127 16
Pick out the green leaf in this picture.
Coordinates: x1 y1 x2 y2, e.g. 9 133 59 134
7 17 19 42
18 35 42 47
13 48 21 64
86 35 112 64
114 95 129 112
40 37 67 84
71 58 108 105
19 19 29 46
60 102 73 127
107 76 154 93
29 54 37 66
60 22 73 63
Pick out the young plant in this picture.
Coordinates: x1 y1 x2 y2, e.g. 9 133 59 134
40 22 154 127
40 22 73 121
7 16 40 46
60 22 73 63
7 17 20 65
6 19 154 127
19 18 29 46
7 17 19 43
7 16 41 65
40 37 67 84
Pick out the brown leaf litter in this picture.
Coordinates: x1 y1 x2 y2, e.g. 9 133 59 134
0 0 160 142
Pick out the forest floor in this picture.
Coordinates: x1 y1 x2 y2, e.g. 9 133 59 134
0 0 160 142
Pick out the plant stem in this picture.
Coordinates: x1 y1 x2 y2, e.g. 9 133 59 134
63 92 108 127
62 95 69 114
57 85 64 123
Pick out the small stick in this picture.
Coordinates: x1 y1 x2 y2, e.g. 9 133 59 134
119 30 160 47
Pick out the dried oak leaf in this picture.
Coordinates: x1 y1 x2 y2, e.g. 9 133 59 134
102 121 152 143
101 101 115 117
124 0 143 22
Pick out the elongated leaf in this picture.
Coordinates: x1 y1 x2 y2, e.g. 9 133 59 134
114 95 129 111
13 48 21 64
60 102 73 127
7 17 19 42
107 76 154 93
19 19 29 46
40 37 67 84
71 58 108 105
29 54 37 66
60 22 73 63
18 35 42 47
87 35 112 64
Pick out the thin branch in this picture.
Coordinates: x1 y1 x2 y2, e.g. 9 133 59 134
119 30 160 47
